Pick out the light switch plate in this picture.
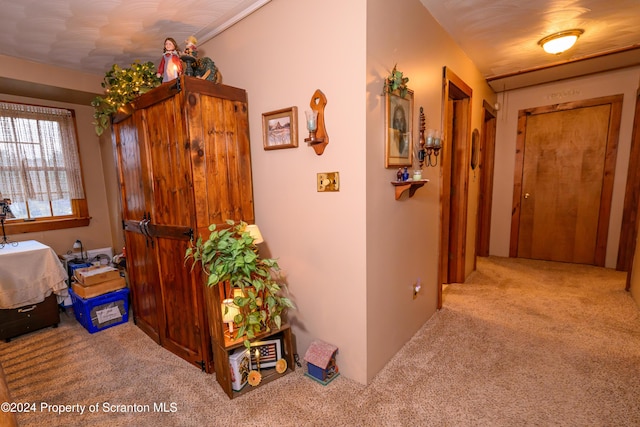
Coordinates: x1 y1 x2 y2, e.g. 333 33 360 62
317 172 339 192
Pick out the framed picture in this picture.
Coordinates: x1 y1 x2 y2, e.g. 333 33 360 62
262 107 298 150
250 337 282 369
384 89 414 168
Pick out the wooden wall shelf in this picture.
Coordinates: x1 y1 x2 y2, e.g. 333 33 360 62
391 179 429 200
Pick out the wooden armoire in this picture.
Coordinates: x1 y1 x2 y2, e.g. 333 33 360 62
111 75 254 372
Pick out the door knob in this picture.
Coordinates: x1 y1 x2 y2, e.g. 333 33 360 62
524 193 530 199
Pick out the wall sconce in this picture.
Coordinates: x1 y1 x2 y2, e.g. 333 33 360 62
416 107 441 167
304 89 329 155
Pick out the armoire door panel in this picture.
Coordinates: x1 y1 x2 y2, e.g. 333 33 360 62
124 230 162 342
144 98 195 227
114 118 146 220
190 96 254 228
155 237 206 365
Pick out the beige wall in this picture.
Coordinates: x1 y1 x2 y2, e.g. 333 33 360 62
491 66 640 268
201 0 369 383
365 0 495 380
202 0 495 383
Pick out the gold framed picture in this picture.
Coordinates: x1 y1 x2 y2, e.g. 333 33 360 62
262 106 298 150
384 89 414 168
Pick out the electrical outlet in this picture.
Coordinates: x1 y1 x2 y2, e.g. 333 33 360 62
317 172 340 192
413 278 422 299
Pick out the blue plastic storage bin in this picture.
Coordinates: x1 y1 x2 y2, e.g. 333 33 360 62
69 287 129 334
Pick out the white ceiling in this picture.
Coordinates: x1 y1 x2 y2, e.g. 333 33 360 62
420 0 640 90
0 0 270 76
0 0 638 92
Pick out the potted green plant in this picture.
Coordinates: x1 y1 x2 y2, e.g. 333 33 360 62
185 220 294 348
91 61 161 136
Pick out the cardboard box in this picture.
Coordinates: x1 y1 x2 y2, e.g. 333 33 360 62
72 277 126 299
74 265 120 286
229 348 250 391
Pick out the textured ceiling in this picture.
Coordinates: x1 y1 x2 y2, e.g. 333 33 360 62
0 0 270 76
0 0 638 90
420 0 640 87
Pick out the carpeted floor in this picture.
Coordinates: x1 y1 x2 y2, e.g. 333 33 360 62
1 256 639 426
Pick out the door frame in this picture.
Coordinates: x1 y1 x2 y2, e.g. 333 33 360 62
619 88 640 288
476 101 497 258
438 67 472 309
509 94 623 266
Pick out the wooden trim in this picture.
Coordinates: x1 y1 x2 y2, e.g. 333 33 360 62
476 101 497 257
439 67 473 308
509 111 527 257
619 88 640 284
5 216 90 234
112 76 248 125
595 96 623 266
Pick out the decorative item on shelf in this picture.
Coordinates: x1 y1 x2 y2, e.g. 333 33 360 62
91 61 161 136
250 338 283 369
275 358 288 374
221 298 240 335
184 220 295 349
180 36 220 82
304 89 329 155
416 107 442 168
157 37 183 83
247 369 262 387
383 64 409 98
229 348 250 391
0 196 16 248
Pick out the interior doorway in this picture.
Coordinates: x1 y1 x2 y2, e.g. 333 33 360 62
438 67 472 309
475 101 497 259
509 95 623 266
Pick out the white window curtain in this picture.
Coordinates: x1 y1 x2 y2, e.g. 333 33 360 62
0 102 84 203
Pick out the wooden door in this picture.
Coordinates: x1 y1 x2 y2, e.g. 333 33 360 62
510 95 622 265
143 95 212 372
113 116 163 343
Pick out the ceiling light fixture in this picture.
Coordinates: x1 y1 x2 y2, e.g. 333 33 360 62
538 29 584 54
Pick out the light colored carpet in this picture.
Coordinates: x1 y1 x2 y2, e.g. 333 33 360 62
1 256 639 426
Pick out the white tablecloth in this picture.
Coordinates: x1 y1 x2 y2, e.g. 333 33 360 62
0 240 68 309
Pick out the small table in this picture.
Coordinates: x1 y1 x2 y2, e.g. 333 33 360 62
0 240 68 309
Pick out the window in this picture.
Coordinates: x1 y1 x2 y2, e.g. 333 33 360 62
0 101 89 233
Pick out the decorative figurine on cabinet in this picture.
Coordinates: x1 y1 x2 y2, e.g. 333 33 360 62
157 37 183 83
184 35 198 57
304 340 339 385
179 35 220 82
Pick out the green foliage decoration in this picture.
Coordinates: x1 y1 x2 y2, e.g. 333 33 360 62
91 61 161 136
185 220 295 349
384 64 410 98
